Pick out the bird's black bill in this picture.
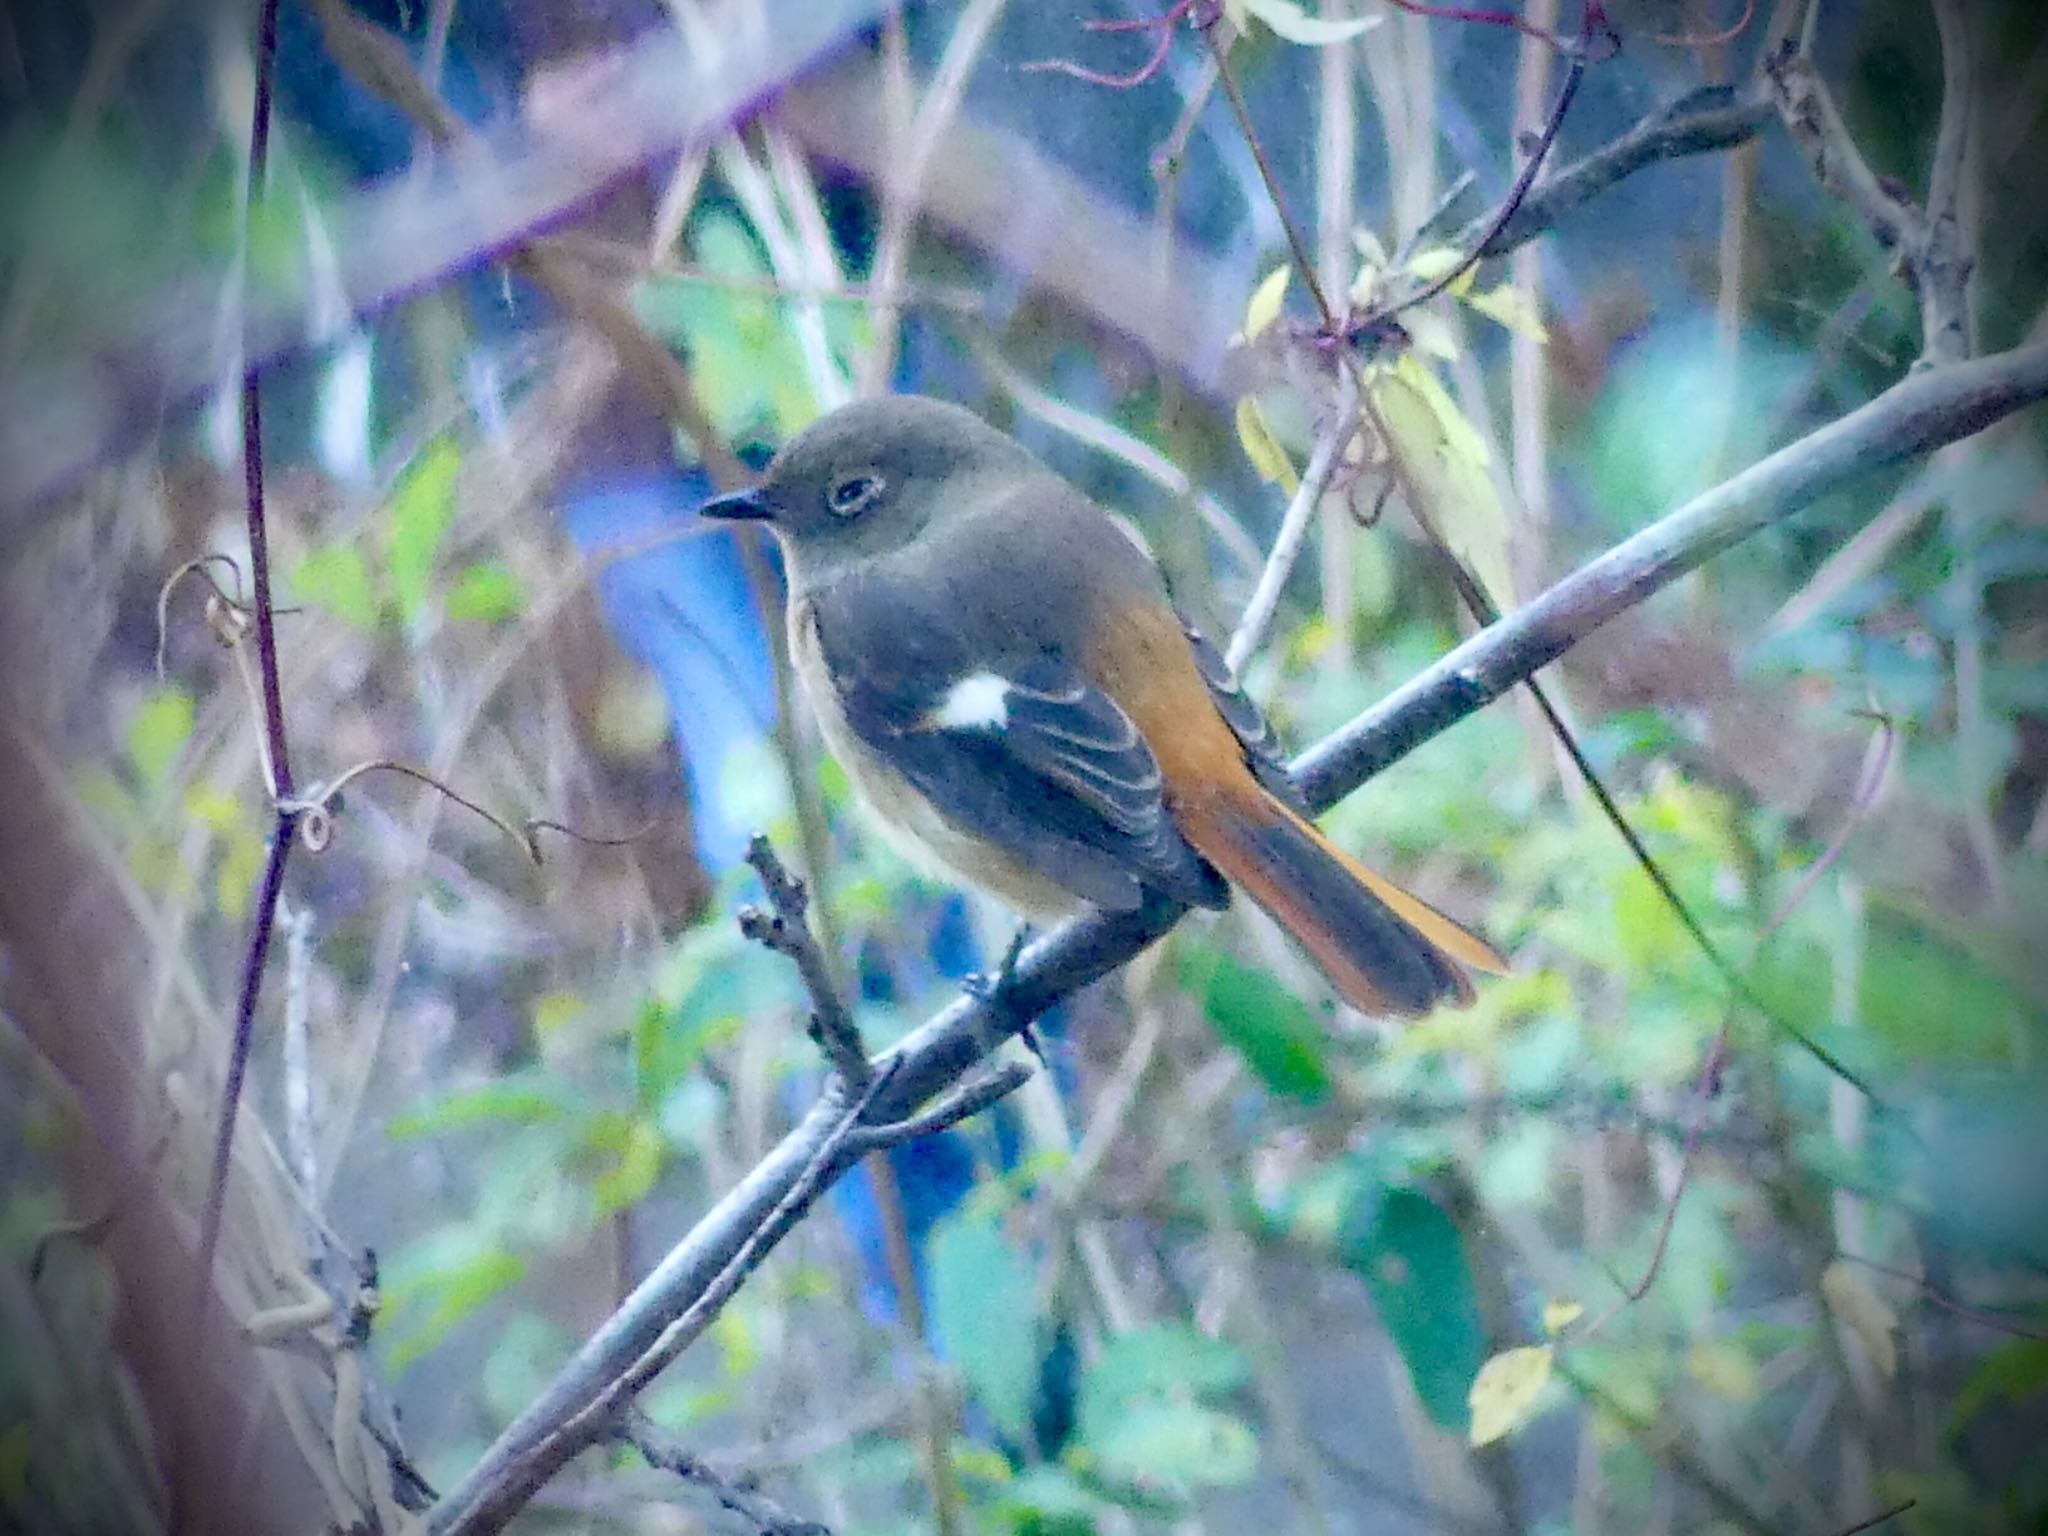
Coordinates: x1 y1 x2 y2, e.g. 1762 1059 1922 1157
699 488 774 522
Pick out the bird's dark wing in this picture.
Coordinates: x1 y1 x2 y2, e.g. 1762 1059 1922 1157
1183 622 1310 814
812 595 1225 912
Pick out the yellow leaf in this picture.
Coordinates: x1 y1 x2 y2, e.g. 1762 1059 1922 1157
1542 1298 1583 1335
183 783 243 833
1469 1343 1555 1446
1242 264 1291 341
1401 306 1460 361
951 1442 1016 1485
1464 280 1550 342
1367 353 1514 610
1687 1340 1761 1402
1235 397 1300 495
534 991 588 1036
1822 1260 1899 1378
1404 246 1465 284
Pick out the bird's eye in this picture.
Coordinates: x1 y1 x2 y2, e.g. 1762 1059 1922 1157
826 473 884 518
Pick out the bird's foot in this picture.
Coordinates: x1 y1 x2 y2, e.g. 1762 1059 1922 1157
963 924 1029 1001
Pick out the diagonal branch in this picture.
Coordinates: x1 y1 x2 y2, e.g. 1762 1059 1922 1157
1466 82 1773 260
423 338 2048 1536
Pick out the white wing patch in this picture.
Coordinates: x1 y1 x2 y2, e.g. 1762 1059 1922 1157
925 671 1011 731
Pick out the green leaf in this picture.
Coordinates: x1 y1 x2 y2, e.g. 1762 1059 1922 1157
126 685 194 793
291 543 380 628
1077 1326 1255 1495
212 817 268 920
1080 1326 1248 1430
1462 280 1549 341
1337 1181 1486 1427
1860 915 2040 1066
930 1209 1040 1442
1091 1402 1257 1493
388 1080 566 1138
998 1465 1102 1536
1197 956 1332 1102
386 434 462 621
586 1112 664 1216
445 561 526 623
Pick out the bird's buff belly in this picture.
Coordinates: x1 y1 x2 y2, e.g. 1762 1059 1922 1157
790 602 1083 921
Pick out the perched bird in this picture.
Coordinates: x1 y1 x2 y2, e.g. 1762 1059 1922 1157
702 395 1505 1015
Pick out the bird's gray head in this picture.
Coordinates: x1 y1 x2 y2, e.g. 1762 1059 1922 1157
699 396 1042 585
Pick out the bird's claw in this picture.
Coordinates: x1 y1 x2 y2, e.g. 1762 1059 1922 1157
962 926 1030 1007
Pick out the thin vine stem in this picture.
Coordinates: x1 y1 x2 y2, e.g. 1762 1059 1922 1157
193 0 291 1333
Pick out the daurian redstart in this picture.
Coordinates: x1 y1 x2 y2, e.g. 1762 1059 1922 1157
702 395 1505 1015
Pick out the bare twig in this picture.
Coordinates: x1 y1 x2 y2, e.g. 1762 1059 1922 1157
1921 0 1976 362
1200 11 1334 324
1364 15 1600 328
1831 1498 1917 1536
738 834 867 1085
1840 1256 2048 1342
1023 1 1195 89
1765 46 1916 253
620 1411 830 1536
425 339 2048 1536
1226 369 1363 672
1463 82 1772 260
842 1061 1035 1154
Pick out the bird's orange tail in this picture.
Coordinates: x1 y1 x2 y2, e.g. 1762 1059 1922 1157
1178 784 1507 1017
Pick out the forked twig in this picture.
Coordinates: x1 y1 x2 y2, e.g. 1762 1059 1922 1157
738 834 868 1085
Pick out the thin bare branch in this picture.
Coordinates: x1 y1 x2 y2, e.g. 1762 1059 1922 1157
738 834 867 1086
620 1411 829 1536
191 0 291 1407
1226 370 1363 672
1466 82 1772 260
1920 0 1976 363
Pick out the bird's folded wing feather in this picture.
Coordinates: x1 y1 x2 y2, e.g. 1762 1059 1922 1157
830 642 1227 913
1182 621 1309 813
